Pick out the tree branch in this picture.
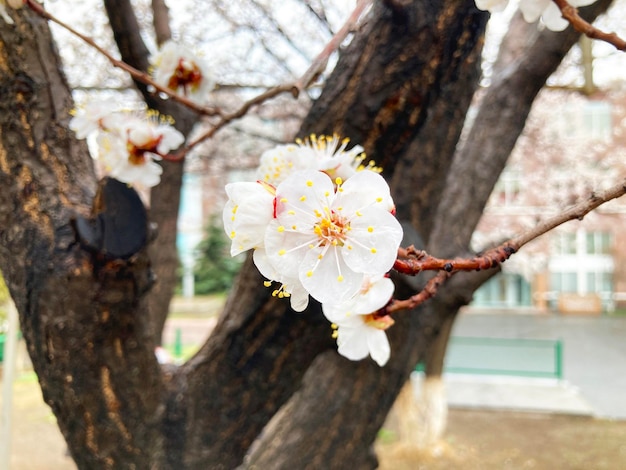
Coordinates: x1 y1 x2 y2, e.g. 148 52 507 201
390 176 626 310
152 0 173 46
554 0 626 51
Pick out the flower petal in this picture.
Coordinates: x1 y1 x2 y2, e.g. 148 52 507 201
223 182 274 256
352 276 395 315
300 245 363 303
367 329 391 366
336 324 370 361
341 208 403 275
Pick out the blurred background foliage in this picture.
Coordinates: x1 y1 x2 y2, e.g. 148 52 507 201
192 217 244 295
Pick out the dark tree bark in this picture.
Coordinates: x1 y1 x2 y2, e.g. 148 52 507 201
0 0 615 469
0 9 164 468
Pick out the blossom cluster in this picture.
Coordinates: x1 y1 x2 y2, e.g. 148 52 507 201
223 136 403 366
68 43 214 187
69 101 184 187
475 0 598 31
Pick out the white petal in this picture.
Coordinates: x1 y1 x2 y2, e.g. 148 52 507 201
367 329 391 366
475 0 508 12
288 286 310 312
337 170 395 213
519 0 550 24
273 170 336 219
156 125 185 153
352 276 395 315
253 248 310 312
223 182 274 256
300 246 363 303
341 208 403 274
541 2 569 31
336 325 370 361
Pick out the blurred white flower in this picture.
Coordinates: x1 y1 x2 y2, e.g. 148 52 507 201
150 41 214 103
256 135 374 186
69 100 118 139
95 115 184 188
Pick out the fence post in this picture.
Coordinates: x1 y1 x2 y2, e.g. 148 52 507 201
554 339 564 380
174 327 183 359
1 299 19 469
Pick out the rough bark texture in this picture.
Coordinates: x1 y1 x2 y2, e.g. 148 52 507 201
0 0 614 469
0 9 163 468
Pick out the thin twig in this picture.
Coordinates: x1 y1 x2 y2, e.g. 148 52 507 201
385 271 451 314
25 0 222 116
553 0 626 51
175 0 373 158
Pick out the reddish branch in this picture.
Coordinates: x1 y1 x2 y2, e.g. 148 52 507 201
385 271 451 314
389 177 626 311
553 0 626 51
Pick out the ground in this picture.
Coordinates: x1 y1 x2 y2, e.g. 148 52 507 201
377 409 626 469
3 371 626 469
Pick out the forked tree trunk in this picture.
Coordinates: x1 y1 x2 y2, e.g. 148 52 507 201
0 0 613 469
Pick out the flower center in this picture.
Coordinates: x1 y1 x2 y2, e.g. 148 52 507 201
313 211 348 246
168 58 203 94
127 134 163 165
364 313 394 331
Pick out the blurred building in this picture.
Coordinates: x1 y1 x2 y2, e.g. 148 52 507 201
473 84 626 313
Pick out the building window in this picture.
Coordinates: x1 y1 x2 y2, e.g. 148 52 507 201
557 100 612 142
472 272 532 308
492 167 521 207
549 230 614 310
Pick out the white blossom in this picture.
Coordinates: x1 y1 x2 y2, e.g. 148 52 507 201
322 275 395 366
264 169 402 304
68 100 118 139
150 41 214 103
94 114 184 188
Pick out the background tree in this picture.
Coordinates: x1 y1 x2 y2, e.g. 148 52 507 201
192 218 243 295
0 0 619 468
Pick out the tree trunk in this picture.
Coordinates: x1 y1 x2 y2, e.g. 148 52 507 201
0 9 163 468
